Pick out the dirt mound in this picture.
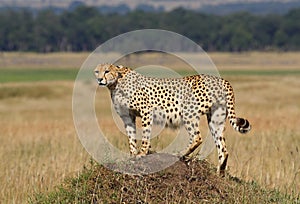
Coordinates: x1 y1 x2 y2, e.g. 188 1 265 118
112 159 230 203
102 154 229 202
32 154 296 203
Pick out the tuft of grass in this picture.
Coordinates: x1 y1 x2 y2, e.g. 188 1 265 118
30 158 299 204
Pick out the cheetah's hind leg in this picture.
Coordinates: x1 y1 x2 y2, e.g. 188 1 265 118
207 105 228 176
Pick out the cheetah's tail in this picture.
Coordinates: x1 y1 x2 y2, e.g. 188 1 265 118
229 117 251 134
224 80 251 134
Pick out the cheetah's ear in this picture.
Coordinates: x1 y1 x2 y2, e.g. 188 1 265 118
115 65 125 78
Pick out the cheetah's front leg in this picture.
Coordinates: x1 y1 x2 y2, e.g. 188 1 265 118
138 110 153 156
181 118 202 160
122 114 138 155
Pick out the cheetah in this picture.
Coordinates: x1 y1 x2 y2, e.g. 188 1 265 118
94 64 251 175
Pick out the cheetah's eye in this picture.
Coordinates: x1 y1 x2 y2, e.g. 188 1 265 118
95 70 99 74
104 70 110 74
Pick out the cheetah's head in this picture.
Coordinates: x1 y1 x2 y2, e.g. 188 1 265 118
94 64 130 87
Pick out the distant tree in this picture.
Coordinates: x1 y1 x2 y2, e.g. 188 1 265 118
252 14 281 49
281 8 300 50
274 29 288 49
0 6 300 52
60 6 99 51
0 10 34 51
34 9 63 52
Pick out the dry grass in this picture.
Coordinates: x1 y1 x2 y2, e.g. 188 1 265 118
0 82 90 203
0 52 300 203
0 52 89 69
211 51 300 70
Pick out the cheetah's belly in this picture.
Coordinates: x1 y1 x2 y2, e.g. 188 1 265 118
152 105 182 129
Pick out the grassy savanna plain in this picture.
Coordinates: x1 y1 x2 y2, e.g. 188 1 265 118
0 52 299 203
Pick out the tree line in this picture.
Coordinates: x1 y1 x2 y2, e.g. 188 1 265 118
0 6 299 52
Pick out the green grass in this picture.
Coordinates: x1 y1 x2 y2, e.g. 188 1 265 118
0 68 78 83
178 69 300 76
220 69 300 76
1 68 300 83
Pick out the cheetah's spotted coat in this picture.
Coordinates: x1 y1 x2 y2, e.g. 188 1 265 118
94 64 251 174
